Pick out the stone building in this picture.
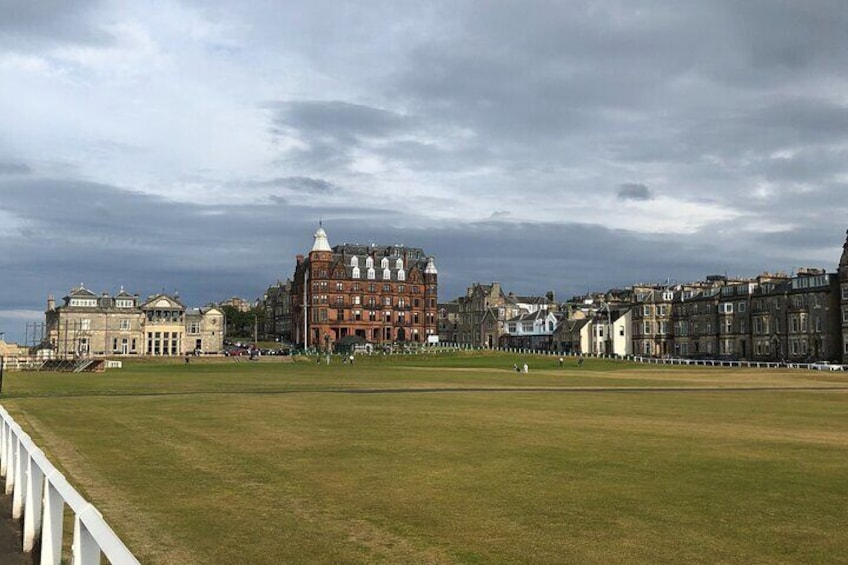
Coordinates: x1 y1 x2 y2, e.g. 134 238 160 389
651 267 841 363
455 283 556 348
289 226 438 350
260 279 293 343
839 231 848 363
456 282 507 347
219 297 253 312
502 309 561 349
45 285 223 357
437 301 460 343
631 285 676 357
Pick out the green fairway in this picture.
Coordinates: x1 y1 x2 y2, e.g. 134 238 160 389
3 352 848 564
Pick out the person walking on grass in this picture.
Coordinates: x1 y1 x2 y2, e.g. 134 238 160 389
523 363 529 374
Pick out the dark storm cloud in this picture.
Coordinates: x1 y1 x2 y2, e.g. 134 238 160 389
0 0 112 49
321 218 813 302
4 0 848 343
617 183 652 202
385 0 848 190
0 177 391 320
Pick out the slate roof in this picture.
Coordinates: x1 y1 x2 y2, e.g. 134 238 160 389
506 309 552 324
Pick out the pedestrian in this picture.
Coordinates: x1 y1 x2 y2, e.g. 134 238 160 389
184 354 190 365
349 354 355 365
523 363 529 374
578 356 584 367
558 357 563 368
513 363 519 373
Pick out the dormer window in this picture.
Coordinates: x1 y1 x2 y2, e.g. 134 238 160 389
367 268 376 280
352 267 361 279
351 256 359 267
397 269 406 281
365 257 373 269
381 257 389 269
395 258 403 270
382 268 391 280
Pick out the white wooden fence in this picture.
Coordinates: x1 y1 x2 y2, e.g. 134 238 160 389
0 406 139 564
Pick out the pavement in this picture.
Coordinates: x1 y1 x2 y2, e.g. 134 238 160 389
0 491 32 564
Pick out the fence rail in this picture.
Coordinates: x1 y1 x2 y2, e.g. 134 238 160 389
489 347 846 372
0 406 139 565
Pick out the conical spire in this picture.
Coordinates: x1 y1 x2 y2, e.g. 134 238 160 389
424 256 438 275
840 229 848 269
311 223 332 252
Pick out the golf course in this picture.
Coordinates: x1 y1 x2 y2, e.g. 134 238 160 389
2 351 847 564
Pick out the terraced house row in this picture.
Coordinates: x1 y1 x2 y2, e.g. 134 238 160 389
442 229 848 365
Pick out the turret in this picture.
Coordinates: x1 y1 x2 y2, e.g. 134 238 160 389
424 256 438 275
311 226 332 253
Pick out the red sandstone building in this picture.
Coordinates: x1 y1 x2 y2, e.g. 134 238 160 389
290 227 438 350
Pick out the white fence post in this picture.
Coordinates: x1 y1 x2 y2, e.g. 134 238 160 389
12 435 26 519
41 475 64 565
0 408 140 564
73 506 101 565
24 451 45 552
4 429 13 495
0 420 7 477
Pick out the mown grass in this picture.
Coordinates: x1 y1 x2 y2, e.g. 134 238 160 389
2 351 848 564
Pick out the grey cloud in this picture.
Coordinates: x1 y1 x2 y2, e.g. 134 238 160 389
0 0 113 49
1 174 845 343
0 176 398 319
268 100 417 173
3 0 848 343
617 183 653 201
251 176 340 194
0 161 31 175
269 100 413 142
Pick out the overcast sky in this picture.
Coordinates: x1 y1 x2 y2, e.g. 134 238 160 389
2 0 848 343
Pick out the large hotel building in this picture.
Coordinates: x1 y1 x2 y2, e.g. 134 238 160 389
290 227 439 350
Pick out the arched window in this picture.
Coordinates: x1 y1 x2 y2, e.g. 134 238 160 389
367 268 376 280
365 257 374 269
395 258 403 270
381 257 389 269
352 267 360 279
383 268 391 280
351 256 359 268
397 269 406 281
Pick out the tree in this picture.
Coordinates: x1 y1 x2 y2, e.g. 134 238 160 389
221 305 266 339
